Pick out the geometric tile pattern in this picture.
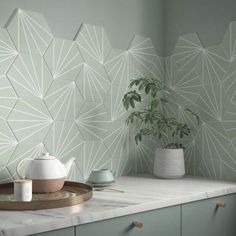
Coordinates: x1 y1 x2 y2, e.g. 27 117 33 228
168 29 236 182
0 28 18 75
1 8 236 182
44 38 84 81
75 23 111 64
7 9 53 55
0 8 161 183
8 53 53 98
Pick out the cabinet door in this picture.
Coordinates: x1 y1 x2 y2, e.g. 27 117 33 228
182 194 236 236
31 227 74 236
76 205 181 236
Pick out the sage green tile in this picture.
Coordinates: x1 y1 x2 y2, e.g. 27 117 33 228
103 83 129 123
220 143 236 177
195 45 229 85
221 21 236 61
220 161 236 182
129 126 157 174
104 48 132 86
0 120 17 166
103 121 131 177
75 102 110 140
7 9 53 55
74 140 112 180
172 33 203 71
7 142 46 179
168 68 202 105
184 139 202 176
0 28 18 75
0 166 13 183
128 35 164 80
7 98 52 144
222 59 236 104
44 121 83 159
194 121 232 179
75 23 111 64
44 80 83 120
196 83 228 121
0 75 17 120
222 101 236 140
44 38 84 81
7 53 53 98
75 62 110 102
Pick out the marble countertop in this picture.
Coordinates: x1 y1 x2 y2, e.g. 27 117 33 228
1 175 236 236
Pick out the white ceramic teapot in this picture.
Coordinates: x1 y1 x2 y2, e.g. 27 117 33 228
16 153 75 193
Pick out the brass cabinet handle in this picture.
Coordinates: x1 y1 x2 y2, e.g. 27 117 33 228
216 201 226 208
132 221 144 228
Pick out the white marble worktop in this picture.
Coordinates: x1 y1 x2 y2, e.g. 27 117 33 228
0 175 236 236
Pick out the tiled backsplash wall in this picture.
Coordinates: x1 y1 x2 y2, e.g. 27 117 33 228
0 9 236 183
0 9 163 182
165 27 236 181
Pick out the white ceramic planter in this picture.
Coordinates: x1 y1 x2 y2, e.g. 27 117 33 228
153 148 185 179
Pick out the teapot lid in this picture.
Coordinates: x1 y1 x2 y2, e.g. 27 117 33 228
36 153 56 160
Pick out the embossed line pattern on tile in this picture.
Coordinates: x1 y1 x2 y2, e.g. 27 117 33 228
0 8 163 182
0 8 235 182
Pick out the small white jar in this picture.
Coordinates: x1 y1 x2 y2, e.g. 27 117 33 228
14 179 32 202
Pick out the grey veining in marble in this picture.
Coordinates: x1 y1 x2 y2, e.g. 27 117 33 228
0 176 236 236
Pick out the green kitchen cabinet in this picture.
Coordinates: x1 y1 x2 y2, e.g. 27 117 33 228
76 205 181 236
182 194 236 236
31 226 74 236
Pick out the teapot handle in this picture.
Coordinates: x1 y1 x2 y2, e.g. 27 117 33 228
16 158 32 179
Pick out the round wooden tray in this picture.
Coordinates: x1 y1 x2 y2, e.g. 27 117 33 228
0 181 93 210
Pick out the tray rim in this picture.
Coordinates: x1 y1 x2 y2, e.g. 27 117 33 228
0 181 93 211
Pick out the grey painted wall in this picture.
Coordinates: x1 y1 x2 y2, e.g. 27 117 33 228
164 0 236 55
0 0 164 55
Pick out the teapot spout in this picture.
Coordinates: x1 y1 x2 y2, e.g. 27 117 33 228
63 157 75 177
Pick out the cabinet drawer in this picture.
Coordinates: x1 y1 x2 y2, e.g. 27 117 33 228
31 227 74 236
76 205 181 236
182 194 236 236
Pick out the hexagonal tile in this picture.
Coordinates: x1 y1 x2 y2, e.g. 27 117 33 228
104 48 131 86
7 142 46 179
103 121 131 176
0 28 18 75
103 82 129 122
194 122 233 180
165 56 202 105
44 38 84 80
0 75 17 120
7 9 53 55
75 23 112 64
7 98 52 144
195 45 229 85
44 121 83 159
222 101 236 141
75 62 110 102
44 80 83 120
196 83 228 122
7 53 53 98
172 33 203 71
74 140 112 180
222 59 236 105
0 120 17 166
128 35 165 80
75 102 110 140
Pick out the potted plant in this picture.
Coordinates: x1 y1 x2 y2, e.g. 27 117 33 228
122 77 200 179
